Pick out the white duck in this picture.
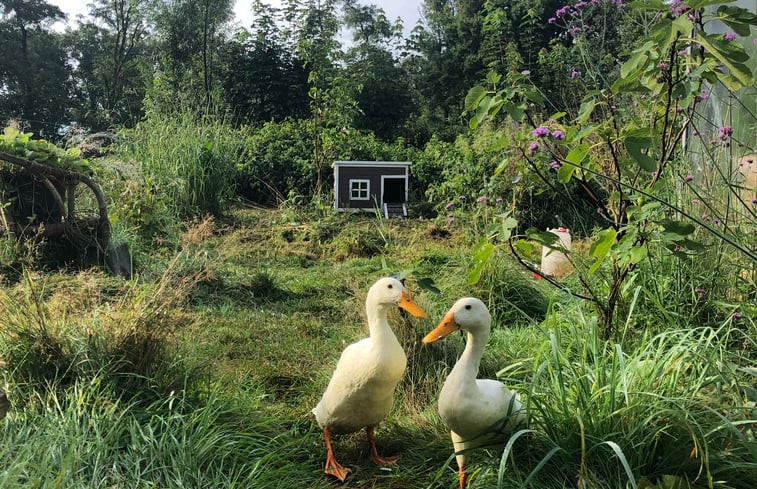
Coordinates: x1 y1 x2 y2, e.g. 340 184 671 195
423 297 526 489
313 277 427 481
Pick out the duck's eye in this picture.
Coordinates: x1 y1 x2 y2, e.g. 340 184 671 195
465 304 472 310
387 284 393 289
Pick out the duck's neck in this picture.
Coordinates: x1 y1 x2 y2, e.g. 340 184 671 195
366 301 397 343
451 330 488 381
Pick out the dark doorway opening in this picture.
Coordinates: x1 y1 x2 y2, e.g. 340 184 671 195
383 178 405 204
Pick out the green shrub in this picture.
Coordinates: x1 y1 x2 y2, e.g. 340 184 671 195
118 111 244 220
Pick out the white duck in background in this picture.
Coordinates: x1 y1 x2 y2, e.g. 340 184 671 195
313 277 427 481
423 297 526 489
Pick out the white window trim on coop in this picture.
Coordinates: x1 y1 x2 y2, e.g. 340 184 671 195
349 179 371 200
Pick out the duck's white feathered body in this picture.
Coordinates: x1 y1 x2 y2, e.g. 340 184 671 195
313 332 406 434
313 277 427 481
424 297 525 488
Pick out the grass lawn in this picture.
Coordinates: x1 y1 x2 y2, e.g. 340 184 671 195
1 206 754 488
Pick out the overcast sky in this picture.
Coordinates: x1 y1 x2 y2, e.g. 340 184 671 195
48 1 424 37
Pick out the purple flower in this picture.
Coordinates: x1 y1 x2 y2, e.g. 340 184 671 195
575 1 587 7
527 141 540 154
684 174 693 182
713 218 720 225
556 6 570 17
723 32 737 41
495 197 503 203
532 127 550 138
752 198 757 204
695 287 706 295
692 199 699 204
551 129 565 140
732 312 743 320
458 195 466 201
447 218 454 225
448 213 454 218
571 69 581 79
550 160 562 169
548 17 556 24
445 201 454 210
658 62 668 69
719 126 732 141
477 195 488 203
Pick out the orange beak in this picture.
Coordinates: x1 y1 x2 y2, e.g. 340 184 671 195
398 291 428 318
422 310 459 344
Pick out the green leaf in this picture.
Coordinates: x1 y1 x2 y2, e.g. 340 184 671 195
526 228 559 246
688 0 736 8
468 238 495 285
486 71 502 85
716 6 757 36
493 158 509 177
557 162 576 184
465 85 487 111
621 41 654 78
565 143 590 165
502 101 525 122
417 277 443 296
625 137 657 172
568 125 597 143
523 88 544 106
695 32 753 88
576 99 597 124
498 216 518 242
629 246 648 264
650 18 675 51
513 239 541 260
589 228 617 274
661 219 695 236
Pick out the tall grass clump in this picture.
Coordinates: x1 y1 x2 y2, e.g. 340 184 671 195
119 110 245 220
498 306 757 488
0 378 282 488
0 252 210 402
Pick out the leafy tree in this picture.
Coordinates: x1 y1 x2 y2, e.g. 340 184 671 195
0 0 70 138
154 0 234 109
465 1 757 335
342 2 415 140
284 0 357 197
69 0 155 130
218 0 309 124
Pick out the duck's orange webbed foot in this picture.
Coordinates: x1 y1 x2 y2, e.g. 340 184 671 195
323 426 351 482
366 426 399 466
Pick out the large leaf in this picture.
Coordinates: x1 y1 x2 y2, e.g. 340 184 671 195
468 238 495 285
661 219 695 236
589 228 618 274
417 277 443 296
557 162 577 184
576 99 596 124
465 85 487 111
526 228 560 246
621 41 655 78
695 32 754 89
717 5 757 36
625 137 657 172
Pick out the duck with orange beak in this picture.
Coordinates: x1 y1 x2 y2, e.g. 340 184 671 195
423 297 526 488
313 277 427 481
